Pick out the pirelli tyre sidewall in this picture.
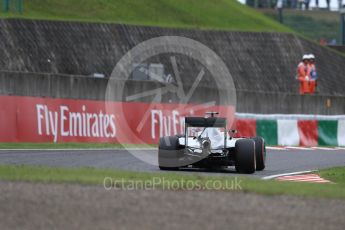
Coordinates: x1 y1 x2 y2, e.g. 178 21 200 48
251 136 266 171
235 139 256 174
158 135 185 169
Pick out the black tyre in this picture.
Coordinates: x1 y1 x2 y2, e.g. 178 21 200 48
158 135 183 170
235 139 256 174
251 137 266 171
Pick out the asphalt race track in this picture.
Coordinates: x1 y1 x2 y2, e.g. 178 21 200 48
1 148 345 178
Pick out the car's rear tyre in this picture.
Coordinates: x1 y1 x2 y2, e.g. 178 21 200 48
158 135 183 170
251 137 266 171
235 139 256 174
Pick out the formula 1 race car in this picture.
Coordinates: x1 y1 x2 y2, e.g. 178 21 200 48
158 112 266 174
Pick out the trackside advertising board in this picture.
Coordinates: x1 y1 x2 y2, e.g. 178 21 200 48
1 96 344 146
0 96 234 144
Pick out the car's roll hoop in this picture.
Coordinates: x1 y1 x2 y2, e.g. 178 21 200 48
205 111 219 117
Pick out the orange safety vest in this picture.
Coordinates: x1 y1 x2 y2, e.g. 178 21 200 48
297 62 311 94
297 62 310 81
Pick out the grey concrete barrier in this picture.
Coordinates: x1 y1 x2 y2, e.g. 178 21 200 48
1 19 345 114
1 71 345 115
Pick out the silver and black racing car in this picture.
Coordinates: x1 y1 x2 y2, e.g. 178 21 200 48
158 112 266 174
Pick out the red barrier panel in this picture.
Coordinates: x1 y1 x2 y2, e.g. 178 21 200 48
0 97 16 142
298 120 318 147
234 119 256 137
0 96 235 144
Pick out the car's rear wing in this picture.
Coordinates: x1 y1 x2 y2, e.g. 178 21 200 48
185 117 226 127
184 117 227 148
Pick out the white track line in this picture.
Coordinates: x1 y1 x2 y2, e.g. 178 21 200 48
284 146 314 150
335 147 345 150
311 147 336 150
266 146 286 150
267 146 341 151
262 170 316 180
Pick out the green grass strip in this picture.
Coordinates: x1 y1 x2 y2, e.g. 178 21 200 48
1 164 345 199
0 0 292 33
320 166 345 185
